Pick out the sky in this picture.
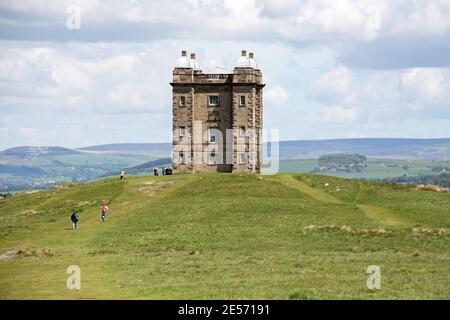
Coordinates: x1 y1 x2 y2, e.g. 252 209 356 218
0 0 450 150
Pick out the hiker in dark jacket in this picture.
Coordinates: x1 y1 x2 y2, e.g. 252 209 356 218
71 212 79 230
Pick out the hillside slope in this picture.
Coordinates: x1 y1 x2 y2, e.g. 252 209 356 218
0 174 448 299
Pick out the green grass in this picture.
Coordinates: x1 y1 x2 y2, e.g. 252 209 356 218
0 173 449 299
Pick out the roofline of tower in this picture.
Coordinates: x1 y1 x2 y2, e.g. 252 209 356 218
170 82 265 87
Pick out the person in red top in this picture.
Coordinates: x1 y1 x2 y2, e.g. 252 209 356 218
101 203 109 222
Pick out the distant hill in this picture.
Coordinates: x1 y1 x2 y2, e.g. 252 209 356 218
272 138 450 160
0 164 46 177
78 143 171 158
0 146 153 192
1 138 449 192
0 146 79 161
75 138 450 160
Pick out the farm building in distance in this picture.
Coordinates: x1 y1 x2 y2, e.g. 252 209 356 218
171 50 264 173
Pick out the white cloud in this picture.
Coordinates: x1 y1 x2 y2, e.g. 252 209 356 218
323 105 358 123
1 0 450 44
1 1 450 149
400 68 448 102
309 63 450 124
265 85 289 107
0 43 173 114
310 66 352 102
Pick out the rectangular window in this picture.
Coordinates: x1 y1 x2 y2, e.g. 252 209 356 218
179 96 186 107
239 96 246 106
179 126 186 137
239 126 246 137
239 152 246 164
208 95 219 106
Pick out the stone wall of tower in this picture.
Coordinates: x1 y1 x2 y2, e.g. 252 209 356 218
171 65 264 173
231 68 263 173
192 84 233 173
172 69 195 173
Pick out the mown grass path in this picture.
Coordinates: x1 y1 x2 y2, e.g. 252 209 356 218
279 174 413 228
356 204 411 227
274 175 343 204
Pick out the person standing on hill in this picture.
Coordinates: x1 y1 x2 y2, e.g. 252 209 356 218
101 203 109 222
71 212 79 230
120 169 125 181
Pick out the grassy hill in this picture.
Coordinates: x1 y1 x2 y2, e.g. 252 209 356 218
0 173 449 299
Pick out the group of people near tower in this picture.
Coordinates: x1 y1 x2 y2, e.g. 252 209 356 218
154 167 172 176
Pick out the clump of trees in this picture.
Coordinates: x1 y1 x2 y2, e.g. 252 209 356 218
314 153 367 173
378 173 450 188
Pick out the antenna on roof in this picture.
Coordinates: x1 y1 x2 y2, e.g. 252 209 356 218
215 21 226 73
215 25 220 73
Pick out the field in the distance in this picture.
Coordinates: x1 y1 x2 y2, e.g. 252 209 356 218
0 173 449 299
279 158 450 179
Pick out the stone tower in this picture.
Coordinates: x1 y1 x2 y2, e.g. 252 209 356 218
171 50 264 173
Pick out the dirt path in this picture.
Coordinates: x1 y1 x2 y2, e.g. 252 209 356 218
276 175 343 204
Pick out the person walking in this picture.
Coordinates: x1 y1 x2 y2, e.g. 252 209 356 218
101 203 109 222
120 169 125 181
71 212 79 230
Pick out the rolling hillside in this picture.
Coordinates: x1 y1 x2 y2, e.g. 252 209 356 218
0 174 448 299
76 138 450 160
0 147 152 192
274 138 450 160
78 143 171 158
1 138 449 192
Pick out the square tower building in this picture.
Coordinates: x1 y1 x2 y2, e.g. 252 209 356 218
171 50 264 173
